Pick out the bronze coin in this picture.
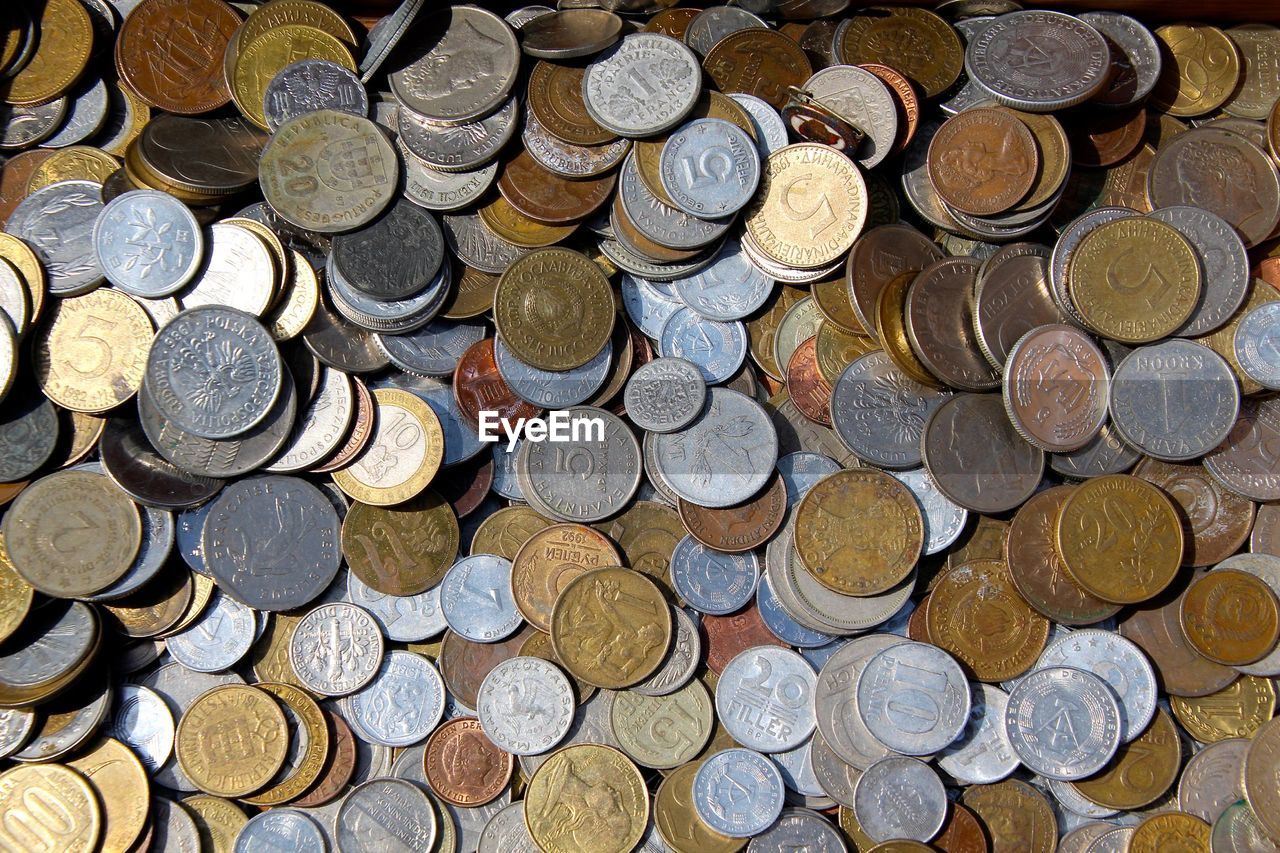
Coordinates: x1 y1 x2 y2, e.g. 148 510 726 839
0 150 55 225
436 455 495 520
961 779 1056 853
423 717 513 807
907 593 933 643
1180 568 1280 666
905 257 1001 391
1118 576 1239 698
1258 257 1280 291
1070 708 1182 811
703 602 784 675
1133 458 1255 567
1001 323 1108 453
439 626 536 709
497 149 615 225
115 0 240 114
291 709 357 808
703 28 813 109
452 339 542 428
859 63 920 155
1097 142 1156 213
933 802 989 853
677 475 787 554
1067 105 1148 168
643 8 699 39
785 336 834 425
927 108 1039 217
847 224 944 344
1204 395 1280 503
527 61 615 147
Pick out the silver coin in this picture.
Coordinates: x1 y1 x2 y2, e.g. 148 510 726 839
1036 629 1156 743
442 211 531 275
519 406 641 523
600 235 721 283
377 320 485 378
853 756 946 843
11 676 110 763
1234 301 1280 391
830 351 950 469
175 222 275 316
770 737 825 798
389 6 519 125
624 357 707 434
1109 340 1239 462
166 589 256 673
804 65 898 169
856 641 970 756
347 576 446 643
359 0 425 83
337 778 437 853
1209 800 1279 853
888 467 968 556
966 11 1111 111
1214 553 1280 677
477 801 536 853
937 683 1019 785
402 151 499 214
730 93 790 158
758 575 835 649
347 650 445 747
813 634 905 770
1178 737 1248 825
808 732 861 808
6 179 105 296
151 798 201 853
1050 421 1142 479
267 367 356 473
105 683 173 774
328 254 450 334
1005 665 1122 780
289 603 385 696
0 99 68 149
399 96 518 172
619 154 733 251
776 452 840 509
659 118 760 217
522 110 631 179
716 646 817 753
1146 206 1250 337
519 690 621 777
673 238 773 322
44 78 109 147
583 33 701 138
445 793 512 853
654 387 776 508
490 440 523 500
84 497 174 602
632 606 701 697
495 337 612 408
477 656 575 756
670 535 760 615
684 6 767 55
506 5 554 28
0 707 35 761
922 392 1045 514
749 807 846 852
440 555 523 643
1077 11 1162 108
264 59 369 131
694 748 786 838
1084 826 1137 853
622 273 683 340
235 809 326 853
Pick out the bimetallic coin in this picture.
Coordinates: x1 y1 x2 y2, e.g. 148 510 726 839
1005 666 1122 780
625 357 707 434
347 650 445 747
331 388 444 507
853 756 946 843
288 602 385 696
477 656 574 756
856 641 970 756
716 647 817 753
693 748 785 838
440 555 523 643
670 535 760 616
583 34 702 138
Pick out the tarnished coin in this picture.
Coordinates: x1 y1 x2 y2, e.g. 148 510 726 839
624 357 707 434
837 6 962 99
332 199 444 301
495 247 614 372
927 559 1049 682
584 34 701 137
1180 568 1280 666
1005 666 1122 780
965 11 1112 111
551 567 670 689
927 108 1038 216
175 684 288 798
922 393 1044 514
1003 324 1109 453
524 744 648 853
905 257 1001 391
115 0 238 114
693 748 785 839
1009 492 1123 620
288 602 384 696
856 641 969 756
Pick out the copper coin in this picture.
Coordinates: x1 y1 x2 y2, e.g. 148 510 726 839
291 709 357 808
703 602 784 675
785 336 833 426
1006 486 1122 627
527 61 614 147
846 224 944 343
1180 568 1280 666
905 258 1000 392
0 150 55 225
932 802 988 853
643 8 698 39
927 108 1039 217
1133 458 1255 567
496 149 615 225
452 339 542 428
678 474 787 554
439 626 536 708
907 593 933 643
1067 105 1147 168
114 0 239 114
0 482 27 507
436 455 495 520
859 63 920 155
703 28 812 110
1118 577 1239 698
1002 323 1108 452
1258 257 1280 291
311 376 374 474
423 717 513 807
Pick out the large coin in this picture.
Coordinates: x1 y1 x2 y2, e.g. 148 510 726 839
174 684 288 798
494 248 614 372
965 11 1112 111
550 566 671 689
34 288 153 413
583 33 702 138
1004 666 1122 780
525 744 648 853
922 393 1044 514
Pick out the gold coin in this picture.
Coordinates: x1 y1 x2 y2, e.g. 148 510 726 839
0 233 45 326
161 571 215 637
593 500 683 596
550 567 671 689
238 0 358 51
243 682 329 806
1000 109 1071 211
927 560 1050 682
511 523 623 633
814 322 877 386
1067 218 1201 343
811 273 864 335
838 806 879 852
66 738 149 853
27 147 119 193
795 468 923 596
53 410 107 469
1130 812 1210 853
961 779 1056 853
101 83 151 158
747 285 808 381
837 6 962 99
34 289 153 413
524 744 648 853
471 505 556 561
442 266 499 320
1171 674 1277 743
175 685 289 798
181 795 248 853
0 763 101 852
101 568 194 639
1152 24 1243 117
611 680 713 770
265 250 319 341
0 533 33 645
232 25 356 130
478 195 576 249
654 762 744 853
249 613 307 689
1192 278 1280 395
1244 715 1280 842
494 248 615 372
1180 568 1280 665
5 0 92 106
875 271 940 387
1071 708 1181 810
744 143 868 270
331 388 444 506
1055 474 1183 605
342 489 459 596
1 469 141 598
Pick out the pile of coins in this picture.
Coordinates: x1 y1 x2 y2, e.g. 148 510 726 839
3 0 1280 850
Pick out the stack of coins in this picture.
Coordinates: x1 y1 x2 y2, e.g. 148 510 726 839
1 0 1280 851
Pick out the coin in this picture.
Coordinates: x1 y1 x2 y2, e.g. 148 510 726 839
525 744 648 853
0 763 101 852
114 0 237 113
928 559 1049 682
961 779 1057 853
584 34 701 138
494 248 614 372
336 778 438 853
34 288 152 413
905 257 1000 390
1180 568 1280 666
1003 324 1109 453
5 179 105 297
854 756 946 843
654 387 778 508
922 393 1044 514
331 388 444 506
838 6 962 99
288 602 384 696
1172 675 1276 745
175 684 288 798
551 567 670 689
1151 23 1242 116
857 641 969 756
928 109 1038 216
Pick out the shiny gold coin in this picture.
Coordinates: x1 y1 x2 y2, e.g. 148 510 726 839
66 738 149 853
1180 568 1280 665
101 569 194 639
593 500 683 596
232 25 356 130
927 560 1050 682
175 685 288 799
479 195 577 249
511 523 623 633
266 250 319 341
1071 708 1181 810
744 143 868 270
1067 218 1201 343
611 680 713 770
1128 813 1210 853
795 468 923 596
0 533 33 645
181 795 248 853
161 571 215 637
342 489 459 596
520 630 595 705
550 567 670 689
494 248 615 372
1055 475 1183 605
814 322 877 386
0 763 101 852
654 762 744 853
1171 674 1276 744
331 388 444 506
243 682 329 806
811 273 864 335
1244 715 1280 842
27 147 119 193
524 744 648 853
0 233 45 326
875 271 941 387
1 469 141 599
5 0 92 106
34 289 153 413
442 266 499 320
1192 278 1280 395
1152 23 1243 117
471 505 556 561
237 0 358 51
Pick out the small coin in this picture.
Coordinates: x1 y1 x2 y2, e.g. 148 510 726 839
659 118 760 218
336 778 438 853
263 58 367 132
1151 23 1242 116
1002 324 1108 453
1180 568 1280 666
670 534 760 616
424 717 512 807
331 388 444 506
693 748 785 838
440 554 522 643
1234 300 1280 389
494 247 614 372
853 755 946 843
288 602 385 696
624 357 707 434
477 655 574 756
583 33 702 138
